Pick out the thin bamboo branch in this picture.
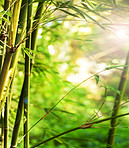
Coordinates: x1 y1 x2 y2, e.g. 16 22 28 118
18 70 104 142
107 50 129 148
31 112 129 148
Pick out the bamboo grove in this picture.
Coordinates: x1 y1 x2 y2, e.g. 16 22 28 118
0 0 129 147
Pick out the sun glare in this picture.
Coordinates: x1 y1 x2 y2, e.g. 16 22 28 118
48 45 56 55
114 27 129 41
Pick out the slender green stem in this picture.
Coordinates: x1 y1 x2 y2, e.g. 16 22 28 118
107 50 129 148
0 0 10 72
0 0 10 147
4 94 9 148
0 111 4 148
24 0 32 147
31 112 129 148
10 0 28 147
30 1 45 70
0 0 22 107
11 1 45 147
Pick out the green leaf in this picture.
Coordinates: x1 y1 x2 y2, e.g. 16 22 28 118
85 0 95 9
81 3 110 22
94 74 99 84
81 2 90 11
69 5 87 21
33 0 46 3
59 9 78 17
22 48 34 59
107 86 127 101
0 10 12 17
82 11 105 29
2 16 10 24
94 3 103 11
59 1 71 8
24 48 39 55
71 5 105 29
105 65 129 70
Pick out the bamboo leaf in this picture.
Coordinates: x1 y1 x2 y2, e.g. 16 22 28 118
22 48 34 59
69 5 86 20
59 1 71 8
107 86 127 101
82 11 105 29
2 16 10 24
33 0 46 3
70 5 105 29
0 10 12 17
94 74 99 84
24 48 39 55
81 2 90 11
59 9 78 17
105 65 129 70
85 0 95 9
81 2 110 22
94 3 103 11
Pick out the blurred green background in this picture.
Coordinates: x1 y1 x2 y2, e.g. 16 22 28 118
3 0 129 147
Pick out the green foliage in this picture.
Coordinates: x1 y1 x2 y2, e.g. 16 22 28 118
0 0 129 147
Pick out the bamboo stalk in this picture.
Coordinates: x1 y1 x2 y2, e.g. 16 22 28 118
30 1 45 70
0 0 11 147
4 93 10 148
0 0 22 106
107 50 129 148
0 110 4 148
11 2 45 147
0 0 10 72
24 0 32 147
10 0 28 147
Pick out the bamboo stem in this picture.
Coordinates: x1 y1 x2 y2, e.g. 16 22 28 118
24 0 32 147
4 94 9 148
30 1 45 70
31 112 129 148
107 50 129 148
10 0 28 147
0 0 11 147
0 0 22 106
11 2 45 147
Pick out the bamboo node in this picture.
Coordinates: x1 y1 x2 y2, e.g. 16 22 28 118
79 124 92 129
10 145 17 148
25 72 31 75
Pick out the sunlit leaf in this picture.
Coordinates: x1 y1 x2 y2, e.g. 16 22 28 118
69 5 87 21
2 16 10 24
33 0 46 3
105 65 129 70
81 2 110 21
85 0 95 9
94 3 103 11
59 9 78 17
81 2 90 11
82 11 105 29
94 74 99 84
